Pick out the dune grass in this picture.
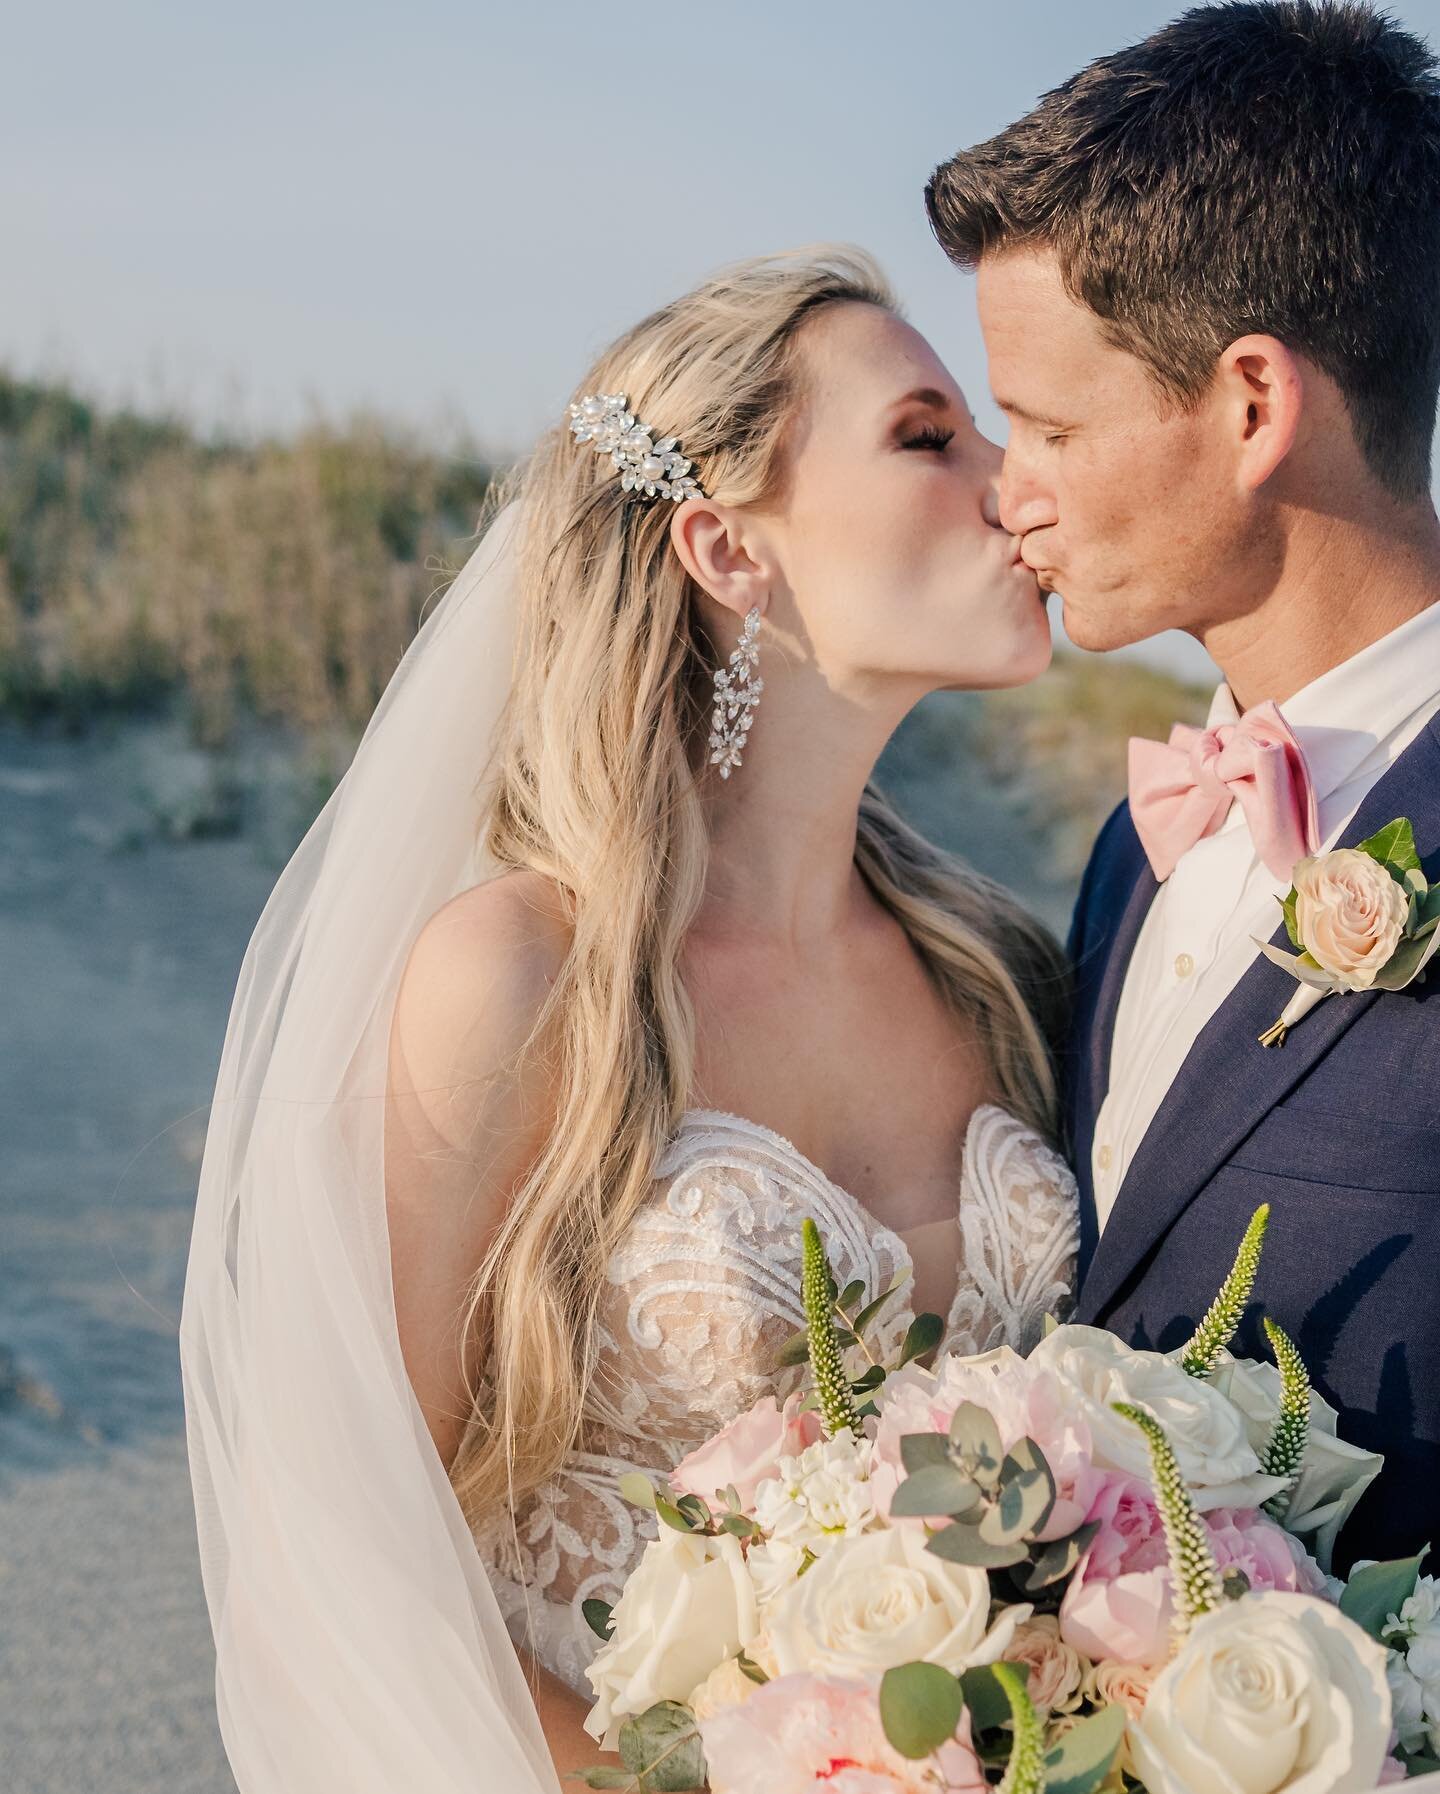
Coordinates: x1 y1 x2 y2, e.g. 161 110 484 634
0 369 1207 871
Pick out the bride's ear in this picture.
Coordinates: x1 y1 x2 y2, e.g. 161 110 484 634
668 499 771 623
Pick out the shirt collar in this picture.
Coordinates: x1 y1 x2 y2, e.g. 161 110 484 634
1205 600 1440 806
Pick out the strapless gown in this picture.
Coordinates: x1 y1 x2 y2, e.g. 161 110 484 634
471 1103 1080 1697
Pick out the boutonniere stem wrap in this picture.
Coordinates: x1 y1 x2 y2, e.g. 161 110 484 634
1254 818 1440 1046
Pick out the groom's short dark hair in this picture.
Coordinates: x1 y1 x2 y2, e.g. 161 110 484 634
926 1 1440 500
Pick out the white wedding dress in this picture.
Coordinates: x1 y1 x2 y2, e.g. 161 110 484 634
472 1101 1079 1700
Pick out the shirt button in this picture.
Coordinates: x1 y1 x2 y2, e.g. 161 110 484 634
1174 952 1196 979
1097 1143 1114 1172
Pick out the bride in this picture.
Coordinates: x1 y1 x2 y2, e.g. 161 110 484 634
181 245 1079 1793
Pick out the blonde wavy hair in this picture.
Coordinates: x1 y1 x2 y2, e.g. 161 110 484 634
448 246 1070 1529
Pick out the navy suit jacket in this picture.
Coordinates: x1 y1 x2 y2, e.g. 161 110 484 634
1066 710 1440 1571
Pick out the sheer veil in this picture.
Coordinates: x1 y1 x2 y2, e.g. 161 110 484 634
179 500 562 1793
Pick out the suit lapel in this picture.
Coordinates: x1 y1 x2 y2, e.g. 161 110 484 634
1080 711 1440 1323
1074 829 1158 1278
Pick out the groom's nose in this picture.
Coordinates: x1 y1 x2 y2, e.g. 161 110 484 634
997 454 1059 540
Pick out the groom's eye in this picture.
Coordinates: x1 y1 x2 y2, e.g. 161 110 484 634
1043 431 1069 447
900 426 955 453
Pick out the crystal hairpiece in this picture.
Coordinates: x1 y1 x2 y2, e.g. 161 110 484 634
567 393 706 502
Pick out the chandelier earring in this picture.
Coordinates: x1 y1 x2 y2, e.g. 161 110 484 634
708 606 764 780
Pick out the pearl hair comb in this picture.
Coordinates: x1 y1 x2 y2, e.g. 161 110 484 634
567 393 706 502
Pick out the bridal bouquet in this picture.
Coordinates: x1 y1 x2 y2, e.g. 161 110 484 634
575 1207 1435 1793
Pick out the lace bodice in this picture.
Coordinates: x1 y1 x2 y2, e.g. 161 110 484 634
471 1103 1079 1698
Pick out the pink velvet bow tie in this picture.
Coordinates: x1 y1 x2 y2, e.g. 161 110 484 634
1128 699 1320 883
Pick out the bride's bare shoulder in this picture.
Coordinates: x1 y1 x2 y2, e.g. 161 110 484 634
393 870 573 1079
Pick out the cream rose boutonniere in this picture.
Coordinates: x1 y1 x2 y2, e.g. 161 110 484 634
1254 817 1440 1046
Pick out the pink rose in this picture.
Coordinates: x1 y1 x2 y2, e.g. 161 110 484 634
869 1349 1098 1542
1293 849 1408 990
1060 1476 1330 1666
699 1672 986 1794
670 1391 823 1514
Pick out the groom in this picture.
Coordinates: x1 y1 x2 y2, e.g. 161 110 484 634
929 0 1440 1569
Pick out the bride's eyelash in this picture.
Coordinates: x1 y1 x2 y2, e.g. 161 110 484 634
900 424 955 452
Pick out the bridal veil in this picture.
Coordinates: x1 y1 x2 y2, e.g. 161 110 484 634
179 501 562 1792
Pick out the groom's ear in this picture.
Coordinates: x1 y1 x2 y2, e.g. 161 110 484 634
668 500 772 622
1219 334 1305 493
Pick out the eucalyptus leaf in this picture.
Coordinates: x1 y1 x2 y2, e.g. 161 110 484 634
774 1328 813 1368
654 1494 694 1533
1018 1521 1101 1593
772 1328 811 1369
948 1401 1004 1487
837 1277 866 1313
1340 1548 1429 1640
674 1493 710 1528
878 1661 967 1760
900 1431 955 1474
852 1282 903 1336
851 1362 888 1392
1405 865 1430 900
897 1311 944 1369
617 1472 658 1511
735 1651 769 1685
1043 1703 1127 1794
959 1662 1030 1733
617 1701 707 1791
1371 928 1440 991
1359 817 1421 875
890 1463 983 1519
581 1597 616 1641
720 1513 758 1539
925 1518 1027 1569
994 1439 1057 1538
833 1328 860 1350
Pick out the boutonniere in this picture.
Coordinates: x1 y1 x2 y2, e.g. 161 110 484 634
1254 818 1440 1046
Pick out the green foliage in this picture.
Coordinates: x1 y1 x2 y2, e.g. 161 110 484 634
801 1219 861 1438
1260 1318 1312 1521
994 1662 1045 1794
1114 1402 1222 1632
959 1662 1030 1733
570 1701 708 1791
1042 1705 1127 1794
0 369 496 742
1358 817 1422 877
581 1598 615 1641
1179 1204 1270 1377
1340 1549 1430 1641
899 1409 1068 1577
878 1661 966 1759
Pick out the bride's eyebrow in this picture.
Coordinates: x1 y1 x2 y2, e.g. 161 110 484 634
888 386 953 415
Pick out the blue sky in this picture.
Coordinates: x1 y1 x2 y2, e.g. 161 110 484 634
7 0 1439 679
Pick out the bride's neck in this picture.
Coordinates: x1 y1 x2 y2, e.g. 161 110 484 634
696 671 917 946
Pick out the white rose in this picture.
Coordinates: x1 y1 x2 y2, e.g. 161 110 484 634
688 1654 762 1724
1292 850 1408 990
1029 1325 1288 1510
1211 1355 1384 1572
744 1535 809 1608
764 1524 1029 1680
1131 1593 1391 1794
583 1525 759 1750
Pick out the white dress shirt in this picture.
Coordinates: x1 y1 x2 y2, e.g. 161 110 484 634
1093 600 1440 1230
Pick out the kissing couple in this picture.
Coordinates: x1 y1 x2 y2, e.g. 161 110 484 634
181 4 1440 1788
